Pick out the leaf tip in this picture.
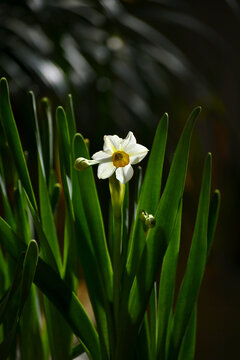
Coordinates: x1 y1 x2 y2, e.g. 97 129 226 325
0 77 9 92
56 106 66 121
41 97 50 105
213 189 221 204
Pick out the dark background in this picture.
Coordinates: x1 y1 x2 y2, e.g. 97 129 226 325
0 1 239 358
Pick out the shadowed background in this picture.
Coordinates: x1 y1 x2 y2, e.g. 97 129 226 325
0 0 239 358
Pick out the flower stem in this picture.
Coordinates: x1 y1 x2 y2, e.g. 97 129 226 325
109 175 125 354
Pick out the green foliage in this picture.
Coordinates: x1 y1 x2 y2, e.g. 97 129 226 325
0 78 220 359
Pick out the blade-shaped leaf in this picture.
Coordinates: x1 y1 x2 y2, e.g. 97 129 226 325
207 189 220 256
72 158 112 359
178 305 197 360
124 112 168 296
129 107 201 320
24 191 59 272
35 259 101 360
167 153 211 359
56 106 74 216
0 253 24 323
0 218 101 359
0 78 37 210
73 133 113 301
65 94 77 144
40 97 53 183
19 287 46 360
156 201 182 359
0 159 15 229
118 107 201 358
0 240 38 360
14 181 31 245
19 240 39 314
0 217 26 257
38 157 62 272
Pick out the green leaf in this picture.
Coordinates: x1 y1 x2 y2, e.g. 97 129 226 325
50 182 61 213
40 97 54 183
207 189 220 256
14 181 31 245
43 296 72 360
167 153 212 359
38 156 62 272
56 106 74 216
73 133 113 301
149 282 157 359
0 162 15 229
28 91 45 179
0 250 9 295
0 319 18 360
13 182 45 360
71 342 87 359
0 253 24 323
19 240 39 314
129 107 200 315
156 201 182 360
72 156 112 359
125 113 168 287
35 259 101 360
0 241 39 360
135 314 151 360
0 78 37 210
19 287 46 360
38 153 73 360
0 217 26 257
65 94 77 144
119 107 201 358
0 219 100 359
56 106 78 291
178 306 197 360
24 191 59 272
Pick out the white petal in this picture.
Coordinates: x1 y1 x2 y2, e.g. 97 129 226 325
127 144 149 165
97 162 116 179
92 150 112 162
116 164 134 184
103 135 122 153
121 131 136 150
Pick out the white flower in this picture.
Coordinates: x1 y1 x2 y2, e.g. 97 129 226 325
91 131 149 184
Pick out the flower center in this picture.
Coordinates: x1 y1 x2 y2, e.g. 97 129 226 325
112 151 129 168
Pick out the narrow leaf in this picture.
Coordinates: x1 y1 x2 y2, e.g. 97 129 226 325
168 153 212 359
38 157 62 272
0 78 37 209
73 134 113 301
19 240 39 314
207 189 220 256
129 107 201 322
178 306 197 360
0 219 100 359
156 201 182 359
119 107 201 358
126 113 168 286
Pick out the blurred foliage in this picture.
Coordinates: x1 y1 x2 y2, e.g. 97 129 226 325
0 0 239 140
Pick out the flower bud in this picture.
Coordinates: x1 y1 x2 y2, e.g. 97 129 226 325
74 157 98 171
140 210 156 229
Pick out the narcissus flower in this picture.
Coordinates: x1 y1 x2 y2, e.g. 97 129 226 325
75 132 149 184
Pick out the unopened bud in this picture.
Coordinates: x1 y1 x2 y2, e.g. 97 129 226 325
74 157 98 171
140 210 156 229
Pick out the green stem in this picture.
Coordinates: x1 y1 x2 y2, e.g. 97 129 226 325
109 175 125 358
